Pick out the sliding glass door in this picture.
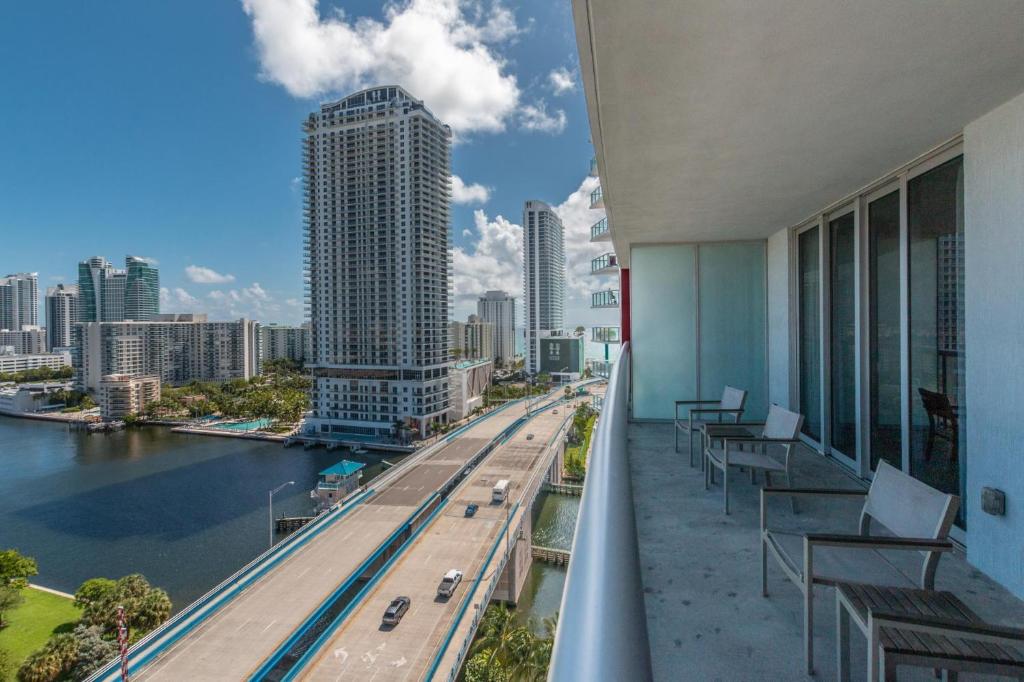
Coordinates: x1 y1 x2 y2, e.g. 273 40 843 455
797 226 821 442
829 210 857 461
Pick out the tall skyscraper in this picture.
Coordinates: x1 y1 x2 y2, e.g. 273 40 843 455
523 200 566 374
78 256 159 322
477 290 516 365
0 272 39 330
125 256 160 321
45 284 79 351
304 86 452 438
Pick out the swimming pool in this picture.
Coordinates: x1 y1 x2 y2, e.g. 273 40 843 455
212 418 273 431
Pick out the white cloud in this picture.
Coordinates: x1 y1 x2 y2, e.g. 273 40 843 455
241 0 526 135
548 66 576 95
451 209 522 317
159 287 200 309
185 265 236 284
554 175 612 299
451 175 491 204
519 100 567 134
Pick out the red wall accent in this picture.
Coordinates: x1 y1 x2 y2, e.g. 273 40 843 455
620 267 631 343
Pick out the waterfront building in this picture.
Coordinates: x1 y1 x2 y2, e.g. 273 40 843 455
448 315 494 362
0 326 46 355
77 319 258 391
303 86 452 438
537 334 585 382
98 373 161 420
258 323 309 368
0 381 71 414
476 290 516 365
523 201 565 375
0 272 38 330
448 358 493 421
0 351 71 375
45 284 79 351
313 460 365 511
78 256 159 322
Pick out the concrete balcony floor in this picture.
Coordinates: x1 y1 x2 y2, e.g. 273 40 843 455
627 422 1024 681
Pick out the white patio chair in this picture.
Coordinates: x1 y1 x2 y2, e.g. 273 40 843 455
673 385 747 467
760 461 960 675
703 404 803 514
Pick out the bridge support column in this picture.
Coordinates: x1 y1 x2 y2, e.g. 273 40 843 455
492 506 532 605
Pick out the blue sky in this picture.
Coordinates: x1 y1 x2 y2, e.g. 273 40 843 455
0 0 617 329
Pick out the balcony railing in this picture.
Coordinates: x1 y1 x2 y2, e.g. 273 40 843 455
589 157 599 177
590 186 604 209
591 326 621 344
590 253 618 275
591 290 619 309
590 218 610 242
550 343 652 682
588 359 613 378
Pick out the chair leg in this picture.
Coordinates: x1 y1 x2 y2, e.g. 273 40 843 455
761 535 768 597
804 584 814 675
674 422 678 453
689 429 696 467
836 594 850 682
723 465 730 514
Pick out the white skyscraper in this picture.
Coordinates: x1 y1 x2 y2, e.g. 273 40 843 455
45 284 79 351
304 86 452 438
523 201 566 374
0 273 38 331
477 290 516 365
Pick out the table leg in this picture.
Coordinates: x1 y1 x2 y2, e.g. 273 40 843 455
836 593 850 682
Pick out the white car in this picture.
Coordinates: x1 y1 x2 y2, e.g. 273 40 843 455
437 569 463 598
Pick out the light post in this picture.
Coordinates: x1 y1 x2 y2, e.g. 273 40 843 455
268 481 295 548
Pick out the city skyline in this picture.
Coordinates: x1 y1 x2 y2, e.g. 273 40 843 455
0 1 617 331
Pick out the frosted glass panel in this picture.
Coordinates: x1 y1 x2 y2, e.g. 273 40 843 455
631 245 697 419
699 243 767 420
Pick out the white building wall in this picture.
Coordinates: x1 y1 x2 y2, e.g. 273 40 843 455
963 90 1024 598
766 227 791 409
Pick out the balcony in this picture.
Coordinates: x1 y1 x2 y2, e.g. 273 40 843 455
589 156 599 177
551 345 1024 682
591 326 620 344
590 289 619 309
590 217 611 242
590 252 618 275
590 186 604 209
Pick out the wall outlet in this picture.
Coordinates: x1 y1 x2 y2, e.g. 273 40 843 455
981 487 1006 516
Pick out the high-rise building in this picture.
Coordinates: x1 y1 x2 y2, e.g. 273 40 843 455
477 290 516 365
303 86 452 438
125 256 160 321
78 256 158 322
449 315 494 361
258 323 309 368
523 200 566 374
0 327 47 355
77 319 258 391
45 284 79 352
0 273 39 331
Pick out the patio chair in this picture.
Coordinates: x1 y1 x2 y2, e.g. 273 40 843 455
673 385 747 467
918 387 960 464
703 404 803 514
760 461 960 675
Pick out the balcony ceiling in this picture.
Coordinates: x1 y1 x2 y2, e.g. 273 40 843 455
573 0 1024 266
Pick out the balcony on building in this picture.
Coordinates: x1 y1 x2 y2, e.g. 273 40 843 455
552 2 1024 681
590 217 611 242
590 289 619 309
589 156 599 177
590 253 617 275
589 186 604 209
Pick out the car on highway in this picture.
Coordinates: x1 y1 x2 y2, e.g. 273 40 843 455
465 503 479 517
437 569 463 598
382 596 411 626
526 433 535 440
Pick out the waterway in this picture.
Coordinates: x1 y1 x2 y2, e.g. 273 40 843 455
514 490 581 632
0 415 400 611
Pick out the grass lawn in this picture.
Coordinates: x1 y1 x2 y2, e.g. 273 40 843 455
564 414 597 475
0 588 79 680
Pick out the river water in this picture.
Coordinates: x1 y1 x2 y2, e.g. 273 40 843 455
0 416 398 610
514 490 581 632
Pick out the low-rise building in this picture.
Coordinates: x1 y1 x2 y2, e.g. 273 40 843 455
313 460 365 511
538 334 585 382
0 326 47 355
0 381 71 414
449 358 494 421
98 374 160 420
0 351 71 375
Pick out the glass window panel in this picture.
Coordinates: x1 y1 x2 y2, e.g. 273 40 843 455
698 242 767 420
829 212 857 458
908 155 965 526
798 228 822 441
630 245 697 420
868 190 902 471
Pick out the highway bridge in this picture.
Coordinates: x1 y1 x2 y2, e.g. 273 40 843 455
87 381 600 682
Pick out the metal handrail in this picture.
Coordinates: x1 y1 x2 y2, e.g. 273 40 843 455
549 343 652 681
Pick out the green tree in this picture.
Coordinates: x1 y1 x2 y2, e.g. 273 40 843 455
70 624 118 681
0 648 12 680
0 586 25 627
463 650 510 682
0 549 38 589
17 633 78 682
75 574 171 639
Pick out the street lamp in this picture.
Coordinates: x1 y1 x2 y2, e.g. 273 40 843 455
268 481 295 548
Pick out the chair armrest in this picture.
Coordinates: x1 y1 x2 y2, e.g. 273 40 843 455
867 610 1024 646
688 408 744 416
805 533 954 552
674 399 720 405
762 487 868 499
722 436 803 447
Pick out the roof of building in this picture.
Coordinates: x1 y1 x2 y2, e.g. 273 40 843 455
454 358 494 370
319 460 366 477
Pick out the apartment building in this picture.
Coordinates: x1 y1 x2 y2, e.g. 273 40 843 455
45 284 78 351
77 318 258 391
98 374 161 420
0 272 38 330
0 326 46 355
258 323 309 368
78 256 160 322
449 315 494 362
477 290 516 365
0 351 70 375
523 201 565 374
304 86 452 438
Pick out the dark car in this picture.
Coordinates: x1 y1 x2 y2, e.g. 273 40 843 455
382 596 411 626
465 503 479 517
